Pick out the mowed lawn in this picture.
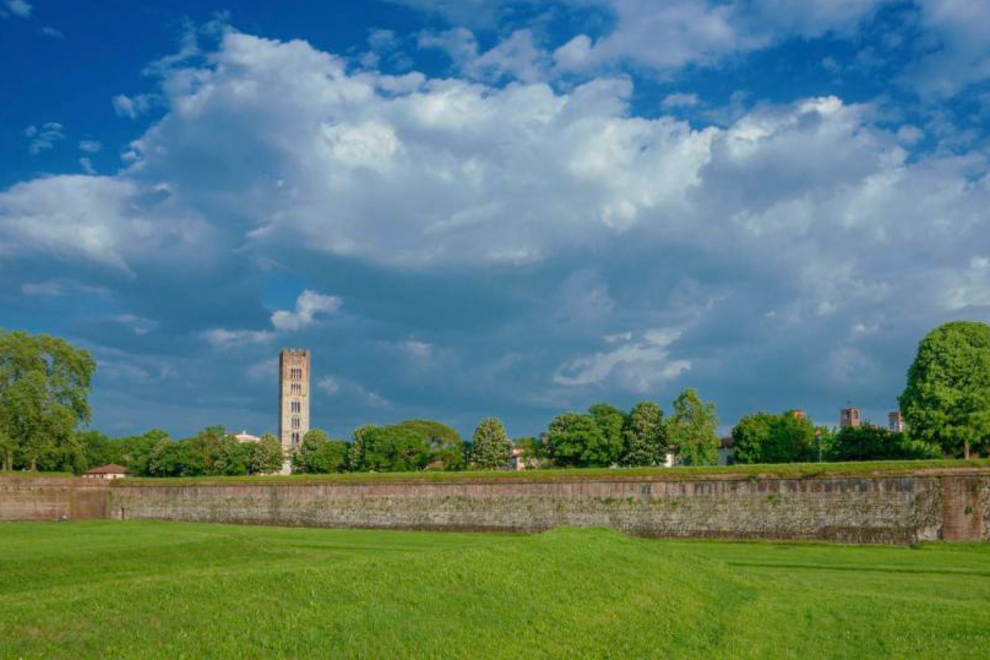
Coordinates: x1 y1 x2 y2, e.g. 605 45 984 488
1 522 989 659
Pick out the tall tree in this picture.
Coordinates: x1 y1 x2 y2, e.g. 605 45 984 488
0 330 96 471
470 417 512 469
588 403 627 465
900 321 990 458
250 433 284 474
547 412 609 467
667 388 720 466
731 412 817 464
293 429 348 473
347 424 376 471
622 401 665 466
362 425 432 472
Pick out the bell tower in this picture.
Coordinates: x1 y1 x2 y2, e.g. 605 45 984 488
278 348 310 474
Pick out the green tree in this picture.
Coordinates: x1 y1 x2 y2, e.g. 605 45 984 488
362 425 431 472
145 438 193 477
249 433 284 474
0 330 96 471
588 403 627 465
186 426 230 476
347 424 376 471
900 321 990 458
547 412 610 467
216 437 252 476
622 401 665 466
470 417 512 469
77 430 120 471
293 429 349 473
731 412 817 464
396 419 465 470
667 388 719 466
829 425 940 462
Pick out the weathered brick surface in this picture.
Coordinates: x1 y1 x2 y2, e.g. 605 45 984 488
0 477 109 521
4 472 989 543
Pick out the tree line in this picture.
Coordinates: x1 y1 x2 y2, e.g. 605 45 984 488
3 321 990 476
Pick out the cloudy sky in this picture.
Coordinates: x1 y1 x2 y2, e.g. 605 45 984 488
2 0 989 439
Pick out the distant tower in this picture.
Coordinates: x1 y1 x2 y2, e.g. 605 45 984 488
278 348 310 474
888 410 904 433
840 407 861 429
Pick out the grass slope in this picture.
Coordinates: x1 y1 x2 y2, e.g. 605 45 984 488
1 521 988 658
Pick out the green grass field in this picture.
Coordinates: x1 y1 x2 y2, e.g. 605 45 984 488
1 522 989 658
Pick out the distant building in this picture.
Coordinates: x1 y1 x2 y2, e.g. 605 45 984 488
718 436 735 466
840 407 861 429
83 464 129 480
508 446 539 471
787 409 807 420
278 348 311 474
234 431 260 443
888 411 905 433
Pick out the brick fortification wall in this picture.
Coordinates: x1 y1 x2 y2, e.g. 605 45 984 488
4 472 989 543
0 476 110 521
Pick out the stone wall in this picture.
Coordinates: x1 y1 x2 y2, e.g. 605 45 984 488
0 476 109 521
4 471 989 543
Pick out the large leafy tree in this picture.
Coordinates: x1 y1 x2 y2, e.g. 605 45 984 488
731 412 818 464
622 401 665 466
397 419 465 470
900 321 990 458
588 403 627 465
667 388 719 466
293 429 348 473
0 330 96 471
362 425 432 472
347 424 376 471
250 433 284 474
829 425 940 462
547 412 610 467
470 417 512 469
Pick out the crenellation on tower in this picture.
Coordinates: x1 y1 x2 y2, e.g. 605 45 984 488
278 348 311 474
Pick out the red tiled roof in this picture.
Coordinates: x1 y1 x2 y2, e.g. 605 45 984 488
85 464 129 475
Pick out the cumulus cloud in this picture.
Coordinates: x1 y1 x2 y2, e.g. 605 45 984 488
78 140 102 152
201 328 275 348
25 122 64 154
41 26 63 38
554 328 692 393
661 92 700 109
270 290 342 331
5 25 990 435
4 0 31 18
112 93 155 119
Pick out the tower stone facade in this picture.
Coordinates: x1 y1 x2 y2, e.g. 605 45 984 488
278 348 310 474
840 407 861 429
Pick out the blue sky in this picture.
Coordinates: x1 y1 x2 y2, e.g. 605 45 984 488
2 0 989 440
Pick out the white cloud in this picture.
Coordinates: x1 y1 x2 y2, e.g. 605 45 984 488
247 357 278 380
270 290 342 331
78 140 102 153
661 92 700 109
41 26 63 38
79 157 96 174
21 281 63 296
5 0 31 18
317 376 340 394
25 122 64 154
112 93 155 119
0 175 212 270
554 328 692 392
4 29 990 346
201 328 275 348
316 374 389 406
